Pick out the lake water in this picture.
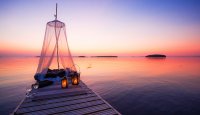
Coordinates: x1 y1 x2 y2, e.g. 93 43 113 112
0 57 200 115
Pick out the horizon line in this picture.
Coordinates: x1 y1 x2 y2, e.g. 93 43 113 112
1 55 200 58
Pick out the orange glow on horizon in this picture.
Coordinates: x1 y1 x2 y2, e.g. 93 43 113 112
0 42 40 56
1 44 200 57
2 33 199 57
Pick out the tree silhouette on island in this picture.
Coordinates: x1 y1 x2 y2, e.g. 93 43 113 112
145 54 166 58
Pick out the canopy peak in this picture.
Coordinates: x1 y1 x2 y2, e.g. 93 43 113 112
54 3 58 20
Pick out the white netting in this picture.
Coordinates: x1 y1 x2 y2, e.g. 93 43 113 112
36 20 76 75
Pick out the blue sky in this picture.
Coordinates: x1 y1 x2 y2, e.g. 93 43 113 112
0 0 200 56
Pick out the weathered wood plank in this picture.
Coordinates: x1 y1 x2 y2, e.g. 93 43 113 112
55 104 111 115
18 96 101 113
34 84 81 92
31 81 86 93
33 86 87 96
24 89 91 103
19 100 105 115
20 93 96 108
12 81 121 115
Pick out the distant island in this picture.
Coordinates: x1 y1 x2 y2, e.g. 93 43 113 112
145 54 166 58
78 56 86 58
91 56 118 58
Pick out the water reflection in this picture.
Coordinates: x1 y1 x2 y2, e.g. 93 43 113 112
0 57 200 114
75 57 200 115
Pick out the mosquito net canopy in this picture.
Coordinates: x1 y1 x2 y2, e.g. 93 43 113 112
36 20 76 75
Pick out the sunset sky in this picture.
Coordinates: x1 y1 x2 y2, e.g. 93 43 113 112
0 0 200 56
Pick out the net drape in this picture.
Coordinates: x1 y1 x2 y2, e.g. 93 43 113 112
36 20 76 75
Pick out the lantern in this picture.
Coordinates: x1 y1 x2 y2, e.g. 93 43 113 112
61 77 68 88
32 83 39 89
71 75 80 85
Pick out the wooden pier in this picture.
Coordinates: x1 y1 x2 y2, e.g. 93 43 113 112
12 81 121 115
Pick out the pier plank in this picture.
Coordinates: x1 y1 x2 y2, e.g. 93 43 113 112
18 97 101 113
21 93 96 108
56 104 111 115
12 81 121 115
19 100 104 114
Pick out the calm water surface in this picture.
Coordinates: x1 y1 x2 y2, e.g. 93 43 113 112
0 57 200 115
